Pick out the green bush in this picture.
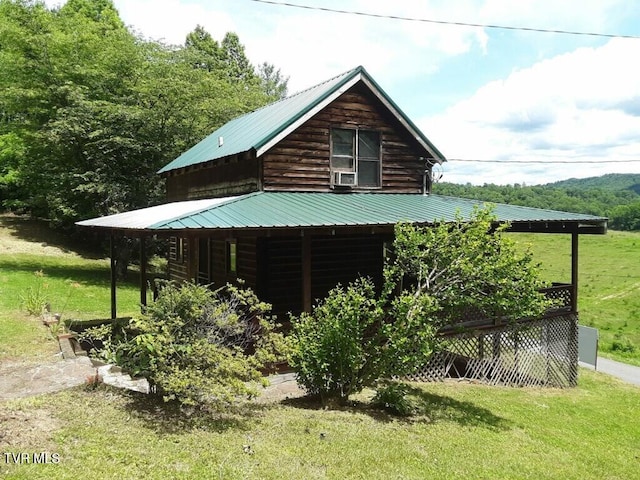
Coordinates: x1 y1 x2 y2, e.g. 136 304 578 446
611 335 636 353
288 278 439 404
288 278 383 403
372 382 416 417
288 207 551 405
82 281 284 409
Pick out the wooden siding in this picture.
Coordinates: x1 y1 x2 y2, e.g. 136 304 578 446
257 234 386 320
192 237 258 290
261 238 303 319
168 236 189 282
310 235 385 304
262 82 430 193
166 156 260 201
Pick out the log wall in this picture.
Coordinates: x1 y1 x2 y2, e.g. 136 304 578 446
262 82 430 193
165 156 259 201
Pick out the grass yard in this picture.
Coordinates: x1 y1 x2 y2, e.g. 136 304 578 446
511 231 640 366
0 215 140 363
0 370 638 479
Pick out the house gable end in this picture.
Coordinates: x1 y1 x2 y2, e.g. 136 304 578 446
262 81 438 193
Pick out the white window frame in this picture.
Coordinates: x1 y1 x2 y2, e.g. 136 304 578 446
330 127 381 188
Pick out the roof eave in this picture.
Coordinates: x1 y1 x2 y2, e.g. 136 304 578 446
254 69 364 157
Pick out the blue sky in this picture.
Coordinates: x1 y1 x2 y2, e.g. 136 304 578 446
47 0 640 185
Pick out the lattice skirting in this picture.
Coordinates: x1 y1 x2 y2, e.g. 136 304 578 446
407 314 578 387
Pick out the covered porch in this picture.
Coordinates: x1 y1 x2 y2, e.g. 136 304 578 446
77 192 607 386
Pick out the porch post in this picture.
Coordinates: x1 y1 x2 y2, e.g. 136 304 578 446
140 235 147 309
302 234 311 313
110 233 117 320
571 232 579 313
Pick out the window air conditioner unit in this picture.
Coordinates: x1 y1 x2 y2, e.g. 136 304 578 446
334 171 356 187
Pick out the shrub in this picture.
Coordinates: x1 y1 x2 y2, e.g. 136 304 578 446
611 335 636 354
372 382 416 417
82 281 284 409
289 206 551 404
288 278 383 403
288 278 439 404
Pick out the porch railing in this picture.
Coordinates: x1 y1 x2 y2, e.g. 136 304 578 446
438 282 574 335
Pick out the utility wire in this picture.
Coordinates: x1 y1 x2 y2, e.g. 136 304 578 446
249 0 640 40
448 159 640 164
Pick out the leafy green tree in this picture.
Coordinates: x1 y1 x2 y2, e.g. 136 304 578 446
610 201 640 231
185 24 221 72
258 62 289 99
0 1 287 226
288 207 551 404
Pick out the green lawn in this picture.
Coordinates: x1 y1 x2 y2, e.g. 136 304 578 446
0 214 141 362
511 230 640 365
0 370 638 479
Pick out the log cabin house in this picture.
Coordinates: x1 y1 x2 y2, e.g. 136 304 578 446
77 66 607 387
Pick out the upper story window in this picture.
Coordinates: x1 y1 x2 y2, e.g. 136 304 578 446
331 128 381 188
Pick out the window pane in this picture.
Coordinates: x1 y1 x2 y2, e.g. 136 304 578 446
358 131 380 159
332 128 354 157
227 241 237 274
358 160 380 187
331 157 354 170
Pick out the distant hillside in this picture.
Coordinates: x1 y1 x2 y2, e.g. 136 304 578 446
545 173 640 195
432 173 640 230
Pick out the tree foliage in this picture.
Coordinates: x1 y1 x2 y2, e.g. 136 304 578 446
288 207 551 403
0 0 288 226
82 281 284 408
433 175 640 231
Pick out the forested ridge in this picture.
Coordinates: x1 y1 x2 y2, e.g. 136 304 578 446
0 0 287 227
433 173 640 231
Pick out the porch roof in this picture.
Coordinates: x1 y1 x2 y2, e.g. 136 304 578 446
76 192 607 235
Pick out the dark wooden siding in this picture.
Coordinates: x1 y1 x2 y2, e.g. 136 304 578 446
261 238 303 319
262 82 429 193
166 156 260 201
257 234 386 320
168 236 189 282
190 237 258 290
310 234 385 304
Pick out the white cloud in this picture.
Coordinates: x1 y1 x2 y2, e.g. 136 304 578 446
421 39 640 185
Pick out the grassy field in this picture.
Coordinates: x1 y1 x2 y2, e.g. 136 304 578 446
1 215 639 479
510 231 640 366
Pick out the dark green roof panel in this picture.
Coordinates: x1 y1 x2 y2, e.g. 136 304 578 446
149 192 607 230
158 66 445 174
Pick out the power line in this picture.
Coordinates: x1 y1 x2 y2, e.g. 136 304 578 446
249 0 640 40
447 158 640 164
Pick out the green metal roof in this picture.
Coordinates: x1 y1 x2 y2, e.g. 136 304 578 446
158 66 446 174
77 192 607 234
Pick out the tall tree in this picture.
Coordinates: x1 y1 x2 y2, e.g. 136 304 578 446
258 61 289 99
0 0 287 227
185 24 221 72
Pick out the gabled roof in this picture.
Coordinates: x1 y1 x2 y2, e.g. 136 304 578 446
77 192 607 235
158 66 446 174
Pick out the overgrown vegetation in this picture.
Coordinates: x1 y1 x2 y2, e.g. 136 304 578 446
289 208 551 404
81 281 284 408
